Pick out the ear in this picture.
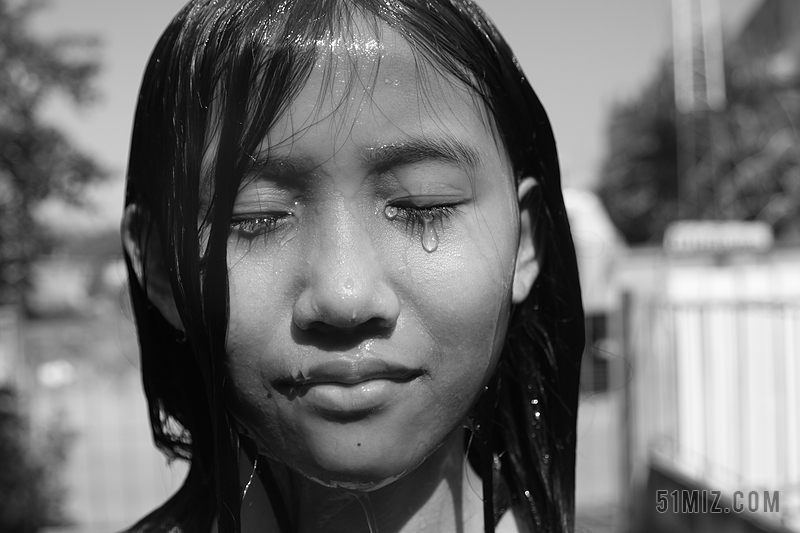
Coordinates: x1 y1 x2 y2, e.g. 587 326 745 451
122 204 184 331
512 177 541 304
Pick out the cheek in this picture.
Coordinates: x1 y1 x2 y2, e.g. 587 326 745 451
399 211 517 397
224 244 290 448
226 246 282 361
407 201 517 332
411 253 507 354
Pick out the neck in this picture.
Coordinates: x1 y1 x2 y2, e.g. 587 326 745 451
238 428 488 533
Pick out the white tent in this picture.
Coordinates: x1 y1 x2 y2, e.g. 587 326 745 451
563 188 626 314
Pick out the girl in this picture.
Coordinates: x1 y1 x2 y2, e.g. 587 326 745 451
122 0 584 531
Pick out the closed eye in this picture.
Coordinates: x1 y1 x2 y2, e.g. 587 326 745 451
390 205 458 233
230 214 292 239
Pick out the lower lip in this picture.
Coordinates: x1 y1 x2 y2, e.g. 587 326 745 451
300 379 409 413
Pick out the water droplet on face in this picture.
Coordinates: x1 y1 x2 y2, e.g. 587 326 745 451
420 214 438 253
279 222 298 247
384 205 398 220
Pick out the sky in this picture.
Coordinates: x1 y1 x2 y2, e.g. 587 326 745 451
28 0 760 234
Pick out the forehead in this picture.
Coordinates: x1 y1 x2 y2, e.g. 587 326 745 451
264 20 501 156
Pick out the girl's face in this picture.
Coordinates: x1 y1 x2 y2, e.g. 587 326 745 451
223 25 526 489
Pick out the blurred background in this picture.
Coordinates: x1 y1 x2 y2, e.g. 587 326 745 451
0 0 797 531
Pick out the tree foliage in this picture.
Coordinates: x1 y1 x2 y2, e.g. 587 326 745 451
597 50 800 245
0 1 103 527
596 59 679 245
0 0 105 303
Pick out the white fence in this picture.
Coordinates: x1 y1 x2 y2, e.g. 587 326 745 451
625 295 800 530
21 298 187 533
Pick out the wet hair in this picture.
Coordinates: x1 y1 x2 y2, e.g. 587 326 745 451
122 0 584 532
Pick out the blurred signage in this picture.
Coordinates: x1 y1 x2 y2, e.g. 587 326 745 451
663 220 773 255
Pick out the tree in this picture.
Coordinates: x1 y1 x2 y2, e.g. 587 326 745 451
597 50 800 245
596 59 679 245
0 1 103 530
0 0 105 304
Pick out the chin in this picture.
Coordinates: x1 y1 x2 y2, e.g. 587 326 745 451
289 423 436 491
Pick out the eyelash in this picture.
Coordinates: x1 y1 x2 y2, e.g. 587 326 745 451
228 205 458 238
229 214 290 237
391 205 457 232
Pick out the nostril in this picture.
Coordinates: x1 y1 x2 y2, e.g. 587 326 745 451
294 317 397 347
298 313 393 333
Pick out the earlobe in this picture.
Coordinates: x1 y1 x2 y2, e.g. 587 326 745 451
122 204 185 331
512 177 541 304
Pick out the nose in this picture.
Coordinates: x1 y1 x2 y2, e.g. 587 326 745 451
292 204 400 334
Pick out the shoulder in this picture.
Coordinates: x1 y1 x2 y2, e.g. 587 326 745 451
496 509 521 533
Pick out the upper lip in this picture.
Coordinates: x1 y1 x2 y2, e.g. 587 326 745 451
277 357 423 386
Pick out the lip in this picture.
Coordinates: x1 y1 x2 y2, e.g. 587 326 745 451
273 357 423 415
277 357 423 387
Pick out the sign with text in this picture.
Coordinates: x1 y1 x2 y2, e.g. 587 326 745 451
663 220 773 255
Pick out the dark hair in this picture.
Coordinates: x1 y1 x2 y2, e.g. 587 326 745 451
123 1 584 532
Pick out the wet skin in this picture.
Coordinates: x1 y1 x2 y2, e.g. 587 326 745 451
223 25 524 496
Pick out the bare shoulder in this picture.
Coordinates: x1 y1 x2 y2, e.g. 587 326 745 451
496 509 521 533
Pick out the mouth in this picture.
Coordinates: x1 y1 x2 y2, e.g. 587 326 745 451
272 357 424 415
275 357 424 388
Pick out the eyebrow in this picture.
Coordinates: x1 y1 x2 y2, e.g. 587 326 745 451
241 155 315 185
363 137 482 173
235 136 481 189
